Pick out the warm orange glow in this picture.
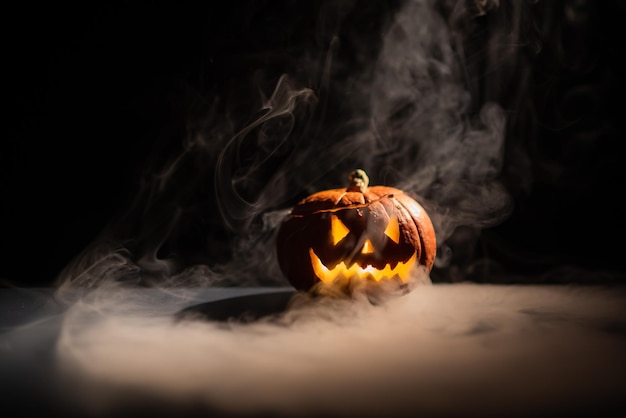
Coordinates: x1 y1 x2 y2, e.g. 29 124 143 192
331 214 350 245
361 239 375 254
384 215 400 243
309 248 417 284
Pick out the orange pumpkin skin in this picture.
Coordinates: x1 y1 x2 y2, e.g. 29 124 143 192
276 170 436 291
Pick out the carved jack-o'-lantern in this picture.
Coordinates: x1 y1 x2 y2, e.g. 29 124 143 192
276 169 436 291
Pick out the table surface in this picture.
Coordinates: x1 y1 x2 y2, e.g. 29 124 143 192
1 284 625 418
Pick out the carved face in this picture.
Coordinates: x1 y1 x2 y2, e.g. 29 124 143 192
276 187 436 291
309 203 417 284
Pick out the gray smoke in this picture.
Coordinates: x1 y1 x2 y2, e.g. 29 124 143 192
56 0 517 291
49 283 626 417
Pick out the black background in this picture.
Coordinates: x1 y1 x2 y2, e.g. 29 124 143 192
2 1 626 287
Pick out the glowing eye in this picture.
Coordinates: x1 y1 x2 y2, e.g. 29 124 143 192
384 215 400 244
331 214 350 245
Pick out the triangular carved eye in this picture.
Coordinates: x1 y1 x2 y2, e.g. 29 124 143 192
384 215 400 244
331 214 350 245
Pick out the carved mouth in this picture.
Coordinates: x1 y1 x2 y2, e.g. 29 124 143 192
308 248 417 284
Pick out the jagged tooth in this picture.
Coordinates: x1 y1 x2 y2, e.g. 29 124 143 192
380 264 390 281
397 261 409 282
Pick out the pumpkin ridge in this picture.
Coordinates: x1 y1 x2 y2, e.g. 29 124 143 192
396 195 436 270
333 192 347 206
291 191 406 216
393 198 422 254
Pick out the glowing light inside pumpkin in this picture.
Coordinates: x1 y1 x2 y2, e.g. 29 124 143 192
331 214 350 245
309 248 417 283
384 215 400 243
361 239 375 254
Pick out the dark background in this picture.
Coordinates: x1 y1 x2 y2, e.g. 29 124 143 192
2 0 625 288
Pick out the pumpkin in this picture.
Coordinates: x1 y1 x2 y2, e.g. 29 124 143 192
276 169 436 291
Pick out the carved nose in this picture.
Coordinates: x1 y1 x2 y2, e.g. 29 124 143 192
361 239 375 254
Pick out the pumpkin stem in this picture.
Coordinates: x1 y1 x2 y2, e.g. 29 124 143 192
347 169 369 193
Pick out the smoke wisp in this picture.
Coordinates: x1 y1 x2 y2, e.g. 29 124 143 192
56 0 524 291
